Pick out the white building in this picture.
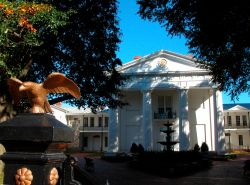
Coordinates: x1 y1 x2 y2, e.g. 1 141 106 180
51 104 68 125
51 105 109 151
108 50 225 153
223 103 250 150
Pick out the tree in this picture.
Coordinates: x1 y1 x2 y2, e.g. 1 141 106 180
0 0 125 121
137 0 250 99
0 0 70 120
201 142 209 153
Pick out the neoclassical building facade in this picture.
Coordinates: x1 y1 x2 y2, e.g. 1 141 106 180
108 50 225 153
223 103 250 150
51 105 109 151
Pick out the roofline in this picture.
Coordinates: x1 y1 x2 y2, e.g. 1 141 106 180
51 105 69 113
223 103 250 111
66 111 109 116
118 50 198 72
224 110 250 112
121 70 210 77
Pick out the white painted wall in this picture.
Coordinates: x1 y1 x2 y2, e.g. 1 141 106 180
51 107 67 125
119 91 143 151
224 108 250 150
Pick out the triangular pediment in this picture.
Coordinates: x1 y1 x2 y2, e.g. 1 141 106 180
229 105 249 111
118 50 206 74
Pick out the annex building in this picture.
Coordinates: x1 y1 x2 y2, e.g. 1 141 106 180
108 50 225 153
52 105 109 151
223 103 250 150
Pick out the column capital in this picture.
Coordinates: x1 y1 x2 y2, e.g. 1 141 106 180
141 89 152 94
177 88 189 93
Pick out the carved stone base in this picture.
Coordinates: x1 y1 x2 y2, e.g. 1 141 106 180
0 113 73 185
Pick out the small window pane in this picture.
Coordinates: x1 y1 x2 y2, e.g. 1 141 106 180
243 115 247 126
104 117 109 127
90 117 94 127
84 117 88 127
227 116 232 126
98 117 103 127
236 116 240 126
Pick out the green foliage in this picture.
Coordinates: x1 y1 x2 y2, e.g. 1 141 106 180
0 0 70 101
0 0 69 67
0 0 125 115
38 0 125 110
224 153 237 160
137 0 250 99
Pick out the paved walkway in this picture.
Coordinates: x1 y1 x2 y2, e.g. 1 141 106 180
73 153 250 185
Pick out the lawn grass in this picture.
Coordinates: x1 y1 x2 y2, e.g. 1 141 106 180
231 150 250 155
0 171 3 185
0 160 4 185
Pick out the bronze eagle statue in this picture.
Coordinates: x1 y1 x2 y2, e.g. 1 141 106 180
7 73 81 113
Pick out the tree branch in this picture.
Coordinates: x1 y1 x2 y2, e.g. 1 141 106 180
19 58 32 78
49 95 72 105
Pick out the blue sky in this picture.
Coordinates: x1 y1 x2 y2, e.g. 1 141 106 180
116 0 249 104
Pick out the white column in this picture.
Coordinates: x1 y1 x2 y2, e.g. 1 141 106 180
142 90 153 150
212 88 225 153
209 89 215 151
178 89 190 150
108 109 119 152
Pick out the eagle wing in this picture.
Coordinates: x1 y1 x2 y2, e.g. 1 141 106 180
43 73 81 98
7 77 25 105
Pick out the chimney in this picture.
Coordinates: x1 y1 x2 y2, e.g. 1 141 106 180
186 54 194 58
133 56 141 60
55 102 62 107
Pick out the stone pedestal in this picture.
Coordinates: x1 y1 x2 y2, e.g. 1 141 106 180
0 113 73 185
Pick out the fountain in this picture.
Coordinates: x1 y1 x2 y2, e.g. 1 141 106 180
158 121 178 151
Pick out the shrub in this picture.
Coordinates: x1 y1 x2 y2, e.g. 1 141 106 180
201 142 209 152
138 144 144 154
194 144 200 152
129 151 207 177
130 143 138 153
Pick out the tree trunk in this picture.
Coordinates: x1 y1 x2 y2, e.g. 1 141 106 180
0 95 16 123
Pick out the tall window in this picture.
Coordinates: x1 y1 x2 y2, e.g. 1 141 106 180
104 136 108 147
236 116 240 126
104 117 109 127
243 115 247 126
90 117 94 127
98 117 103 127
83 117 88 127
227 116 232 126
158 96 172 113
83 137 88 147
239 135 243 146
